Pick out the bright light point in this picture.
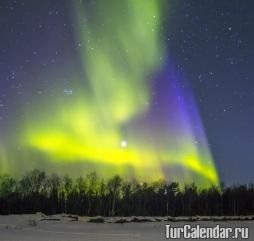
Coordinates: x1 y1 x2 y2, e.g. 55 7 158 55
64 89 73 95
120 140 128 148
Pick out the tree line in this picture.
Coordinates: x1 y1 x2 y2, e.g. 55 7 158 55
0 169 253 216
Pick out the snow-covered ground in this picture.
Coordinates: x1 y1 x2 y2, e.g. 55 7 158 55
0 214 253 241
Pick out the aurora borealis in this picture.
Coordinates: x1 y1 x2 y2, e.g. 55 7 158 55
3 0 254 186
1 0 219 186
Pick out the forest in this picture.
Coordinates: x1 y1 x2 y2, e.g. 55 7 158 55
0 169 254 217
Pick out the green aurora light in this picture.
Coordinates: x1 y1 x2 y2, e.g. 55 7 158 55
0 0 219 187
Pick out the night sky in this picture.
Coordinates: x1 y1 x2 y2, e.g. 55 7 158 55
0 0 254 185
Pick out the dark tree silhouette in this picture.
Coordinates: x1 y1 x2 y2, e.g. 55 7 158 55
107 175 122 216
0 169 254 217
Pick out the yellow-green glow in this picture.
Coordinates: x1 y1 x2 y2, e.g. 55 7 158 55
74 0 164 123
17 0 219 187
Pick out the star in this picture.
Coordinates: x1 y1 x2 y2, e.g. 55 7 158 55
120 140 128 148
64 89 73 95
